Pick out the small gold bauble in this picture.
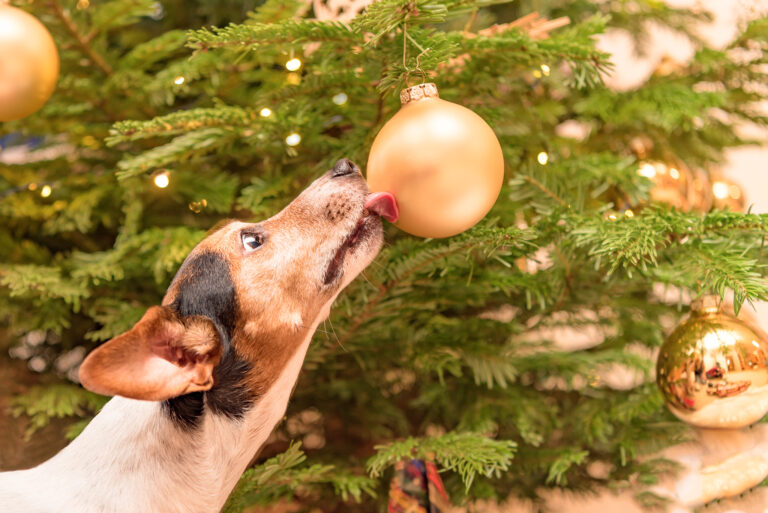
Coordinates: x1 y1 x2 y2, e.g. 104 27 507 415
656 296 768 428
637 161 691 211
366 83 504 238
0 4 60 121
710 174 746 212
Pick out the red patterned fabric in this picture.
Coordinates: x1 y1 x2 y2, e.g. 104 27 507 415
387 459 451 513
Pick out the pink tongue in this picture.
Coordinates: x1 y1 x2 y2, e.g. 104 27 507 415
365 192 399 223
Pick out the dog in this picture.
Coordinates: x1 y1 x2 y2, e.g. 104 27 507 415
0 158 394 513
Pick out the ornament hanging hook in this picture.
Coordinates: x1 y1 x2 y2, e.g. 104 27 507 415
401 22 431 87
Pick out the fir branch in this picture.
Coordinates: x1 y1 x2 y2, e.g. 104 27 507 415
48 0 114 75
187 20 359 51
107 107 259 143
11 385 108 440
367 431 516 490
224 443 375 513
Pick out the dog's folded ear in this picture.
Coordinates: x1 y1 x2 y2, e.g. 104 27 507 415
79 306 223 401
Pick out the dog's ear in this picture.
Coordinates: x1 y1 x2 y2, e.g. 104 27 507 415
79 306 222 401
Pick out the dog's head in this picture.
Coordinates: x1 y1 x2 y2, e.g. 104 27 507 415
79 159 384 421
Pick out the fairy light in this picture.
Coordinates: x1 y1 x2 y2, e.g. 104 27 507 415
40 185 52 198
285 58 302 71
154 172 170 189
638 163 657 178
332 92 348 105
259 107 272 117
28 183 38 191
174 76 185 85
729 184 742 199
285 133 301 146
712 181 729 199
537 151 549 165
669 167 680 180
540 64 551 76
625 209 634 218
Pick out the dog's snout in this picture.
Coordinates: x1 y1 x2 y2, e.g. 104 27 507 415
331 158 359 178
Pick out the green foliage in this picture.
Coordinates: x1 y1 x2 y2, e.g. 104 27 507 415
223 442 376 513
2 0 768 511
11 385 108 440
367 432 517 490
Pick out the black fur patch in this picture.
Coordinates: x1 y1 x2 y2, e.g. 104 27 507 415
164 251 254 428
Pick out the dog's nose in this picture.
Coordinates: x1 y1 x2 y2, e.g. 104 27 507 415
331 158 359 178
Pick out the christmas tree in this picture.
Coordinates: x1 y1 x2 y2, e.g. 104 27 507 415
2 0 768 511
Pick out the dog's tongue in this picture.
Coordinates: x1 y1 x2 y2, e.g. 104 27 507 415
365 192 399 223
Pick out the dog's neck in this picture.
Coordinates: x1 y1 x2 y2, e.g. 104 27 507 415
0 313 324 513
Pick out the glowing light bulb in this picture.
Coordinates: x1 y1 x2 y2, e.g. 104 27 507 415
332 92 348 105
174 76 185 85
285 58 302 71
40 185 52 198
285 133 301 146
625 209 634 218
712 181 729 199
540 64 551 76
260 107 272 117
28 183 38 191
669 168 680 180
537 151 549 165
638 163 656 178
154 172 170 188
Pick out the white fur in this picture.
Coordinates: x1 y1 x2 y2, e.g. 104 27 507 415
0 302 334 513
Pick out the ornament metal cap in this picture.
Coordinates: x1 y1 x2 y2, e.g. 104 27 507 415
691 295 720 315
400 83 439 105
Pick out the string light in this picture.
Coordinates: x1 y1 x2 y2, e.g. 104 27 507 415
28 183 38 191
40 185 52 198
537 151 549 165
638 163 657 178
259 107 272 117
174 76 185 85
285 133 301 146
540 64 551 76
154 172 170 188
669 167 680 180
332 92 348 105
712 181 729 199
625 209 634 218
285 58 302 71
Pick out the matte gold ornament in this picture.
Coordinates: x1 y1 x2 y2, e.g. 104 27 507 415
366 83 504 238
656 296 768 428
0 4 59 121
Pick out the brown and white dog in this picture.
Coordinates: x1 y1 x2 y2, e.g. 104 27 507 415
0 159 393 513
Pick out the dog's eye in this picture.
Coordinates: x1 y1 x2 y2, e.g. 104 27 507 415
241 232 263 253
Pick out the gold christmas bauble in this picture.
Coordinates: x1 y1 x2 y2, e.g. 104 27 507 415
711 174 746 212
656 296 768 428
0 4 59 121
366 83 504 238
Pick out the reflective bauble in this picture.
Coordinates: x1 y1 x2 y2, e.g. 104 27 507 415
656 296 768 428
366 83 504 238
0 4 59 121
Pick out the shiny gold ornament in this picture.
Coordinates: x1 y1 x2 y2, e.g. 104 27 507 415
711 174 746 212
656 296 768 428
637 161 691 211
366 83 504 238
0 4 59 121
